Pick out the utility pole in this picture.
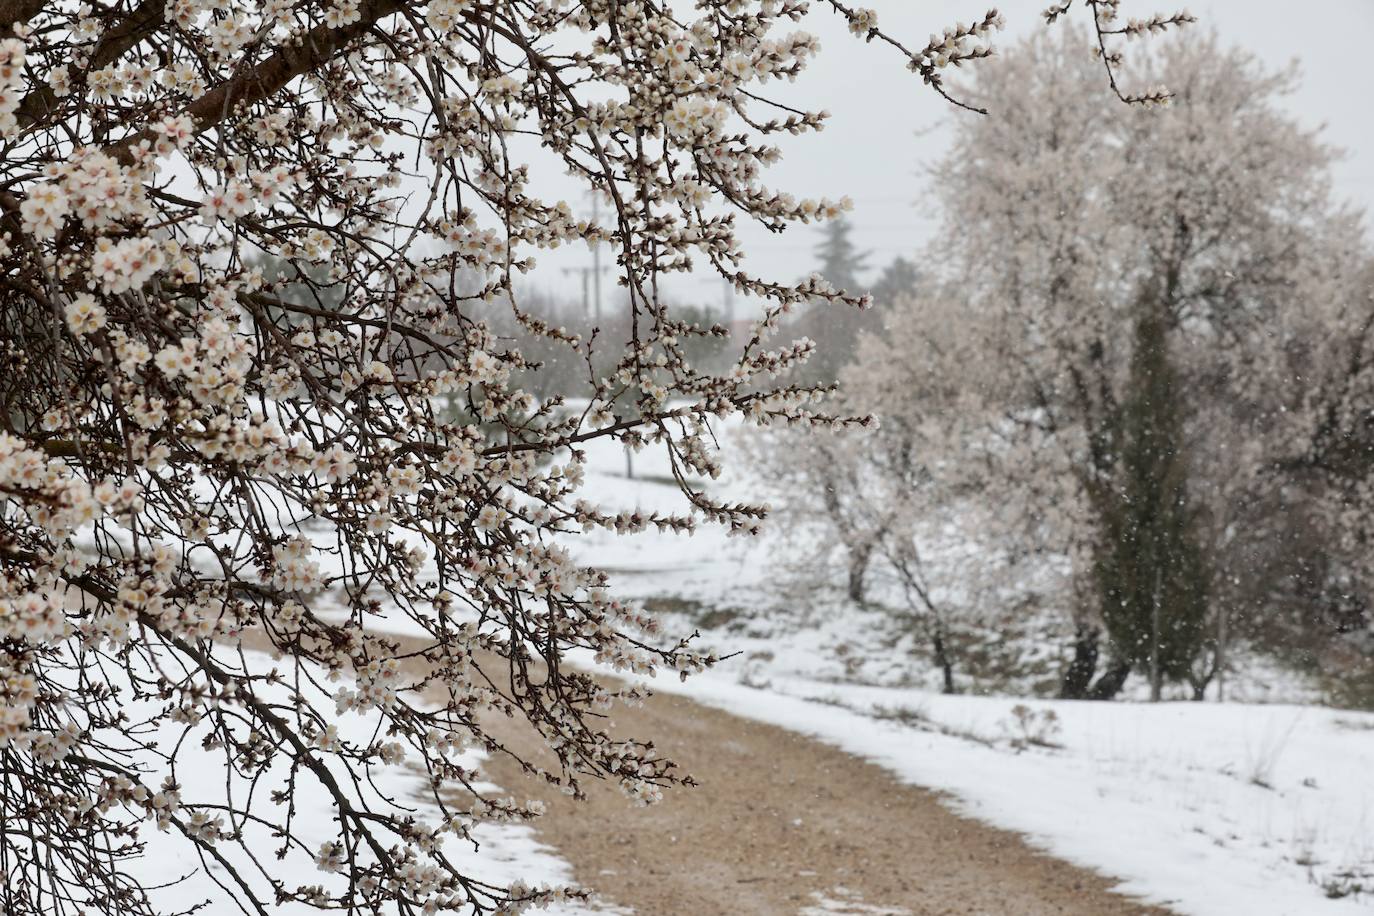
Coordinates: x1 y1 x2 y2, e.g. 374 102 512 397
586 194 632 478
561 193 609 321
565 193 631 477
695 274 737 325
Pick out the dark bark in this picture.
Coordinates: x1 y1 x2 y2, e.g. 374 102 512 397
16 0 167 132
931 629 956 695
1188 675 1210 701
111 0 407 165
1087 658 1131 700
1059 623 1100 699
0 0 44 35
846 541 873 604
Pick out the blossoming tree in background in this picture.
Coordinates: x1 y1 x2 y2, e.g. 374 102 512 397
0 0 1189 912
770 26 1373 705
927 27 1374 701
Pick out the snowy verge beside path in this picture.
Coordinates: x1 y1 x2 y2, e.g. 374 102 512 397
132 648 614 915
629 666 1374 916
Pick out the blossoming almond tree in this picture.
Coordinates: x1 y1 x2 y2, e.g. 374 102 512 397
878 27 1368 700
0 1 1188 913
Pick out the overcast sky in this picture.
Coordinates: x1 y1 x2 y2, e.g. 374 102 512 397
523 0 1374 313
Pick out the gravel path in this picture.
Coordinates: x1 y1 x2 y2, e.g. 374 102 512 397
477 685 1177 916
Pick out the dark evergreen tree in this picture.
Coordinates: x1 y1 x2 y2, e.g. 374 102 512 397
1092 296 1211 701
815 216 870 295
790 217 875 384
871 256 920 306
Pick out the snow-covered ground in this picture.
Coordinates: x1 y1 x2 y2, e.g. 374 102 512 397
127 647 605 915
150 412 1372 914
564 417 1374 916
642 666 1374 916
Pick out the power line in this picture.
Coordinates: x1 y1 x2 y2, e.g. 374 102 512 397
561 192 611 320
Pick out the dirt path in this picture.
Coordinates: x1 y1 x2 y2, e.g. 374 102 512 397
238 628 1167 914
476 687 1174 916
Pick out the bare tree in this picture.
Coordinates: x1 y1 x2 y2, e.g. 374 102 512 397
749 285 1068 689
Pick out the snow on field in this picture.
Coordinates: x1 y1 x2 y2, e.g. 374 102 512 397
563 417 1374 916
261 409 1371 915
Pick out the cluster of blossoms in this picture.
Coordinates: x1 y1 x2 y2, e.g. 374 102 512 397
1043 0 1195 102
0 37 21 136
0 433 105 539
663 95 730 139
918 10 1005 71
200 181 257 223
0 0 1187 913
438 219 508 272
0 592 67 648
426 0 474 32
24 148 155 236
63 293 106 335
270 537 326 593
90 236 167 293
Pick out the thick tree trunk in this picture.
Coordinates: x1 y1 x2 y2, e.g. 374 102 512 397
1059 623 1100 699
846 542 873 604
1087 658 1131 700
931 629 956 695
1188 673 1211 701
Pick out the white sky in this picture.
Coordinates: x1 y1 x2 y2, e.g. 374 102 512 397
522 0 1374 313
